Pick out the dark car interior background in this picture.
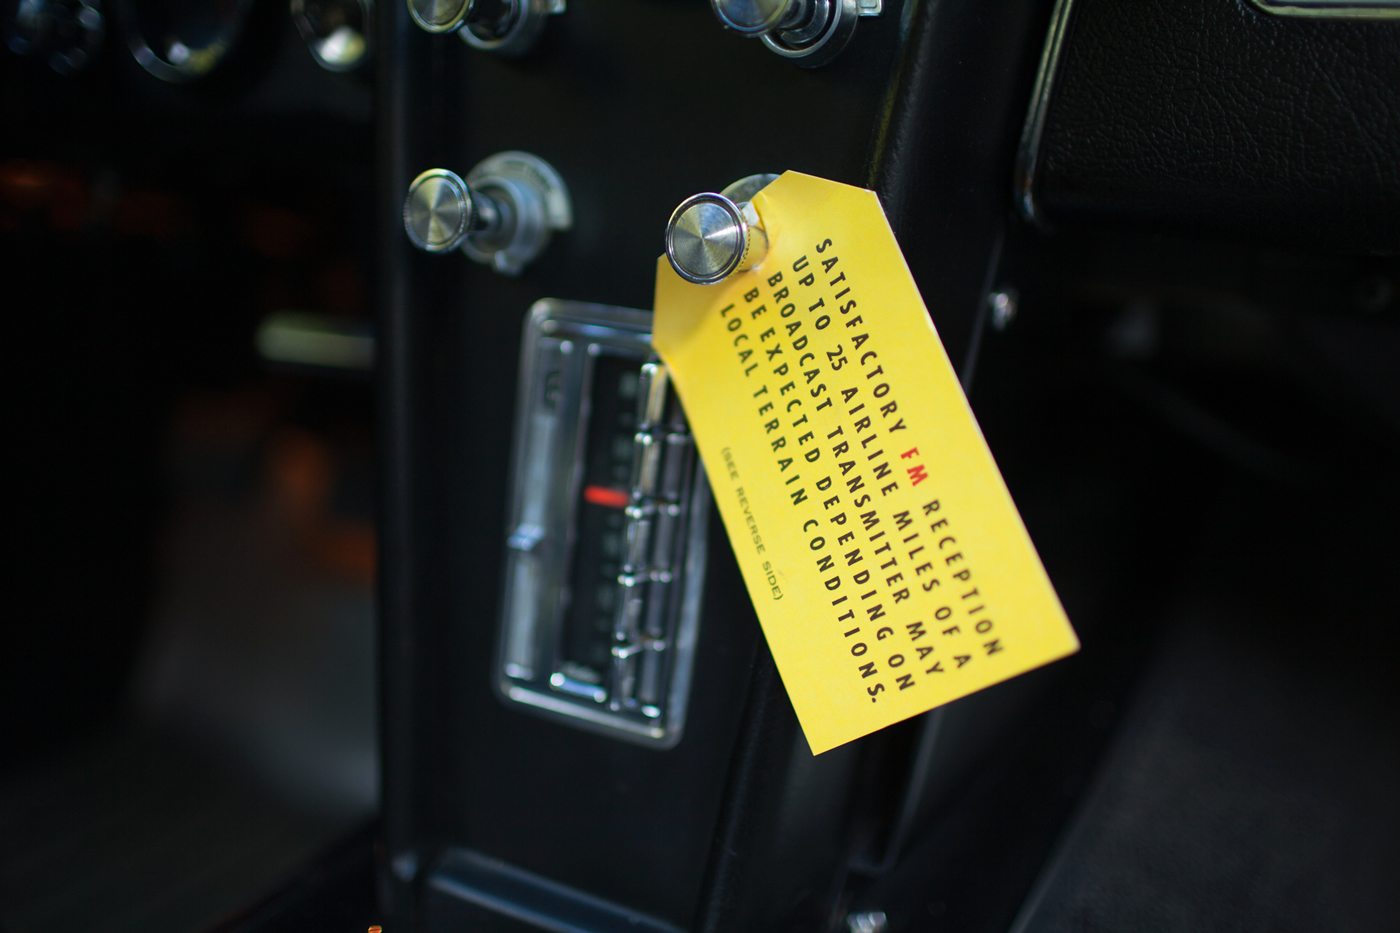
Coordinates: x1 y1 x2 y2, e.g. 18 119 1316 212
2 0 1397 931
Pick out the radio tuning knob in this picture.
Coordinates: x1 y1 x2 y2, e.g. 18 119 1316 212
406 0 562 57
403 152 571 276
665 174 779 286
710 0 880 67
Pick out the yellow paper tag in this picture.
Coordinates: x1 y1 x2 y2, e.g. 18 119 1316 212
652 171 1079 754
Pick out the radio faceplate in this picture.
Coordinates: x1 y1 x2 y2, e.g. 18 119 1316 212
498 299 708 747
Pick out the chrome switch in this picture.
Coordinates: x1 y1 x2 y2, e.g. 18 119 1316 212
665 173 778 285
710 0 880 67
406 0 561 56
403 151 571 276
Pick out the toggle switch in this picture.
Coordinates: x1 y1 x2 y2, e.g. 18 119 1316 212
665 174 778 285
403 151 571 276
710 0 880 67
406 0 561 56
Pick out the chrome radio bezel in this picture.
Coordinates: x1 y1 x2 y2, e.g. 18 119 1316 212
495 299 709 748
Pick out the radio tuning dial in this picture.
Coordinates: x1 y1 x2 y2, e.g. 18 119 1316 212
710 0 880 67
403 152 571 276
406 0 561 57
665 174 779 286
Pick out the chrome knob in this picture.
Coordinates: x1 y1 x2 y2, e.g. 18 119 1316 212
407 0 472 31
404 169 481 253
666 195 764 286
710 0 880 67
406 0 562 57
712 0 797 34
291 0 371 71
403 152 571 276
126 0 251 81
5 0 104 74
665 174 778 286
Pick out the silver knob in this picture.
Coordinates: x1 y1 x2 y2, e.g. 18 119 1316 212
404 169 482 253
5 0 104 74
126 0 251 81
710 0 879 67
406 0 562 57
407 0 473 31
291 0 371 71
403 152 571 276
712 0 798 34
665 174 778 286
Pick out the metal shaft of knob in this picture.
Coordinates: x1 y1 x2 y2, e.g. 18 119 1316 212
665 193 768 286
403 169 502 254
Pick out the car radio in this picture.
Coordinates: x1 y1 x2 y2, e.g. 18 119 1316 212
497 301 708 747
